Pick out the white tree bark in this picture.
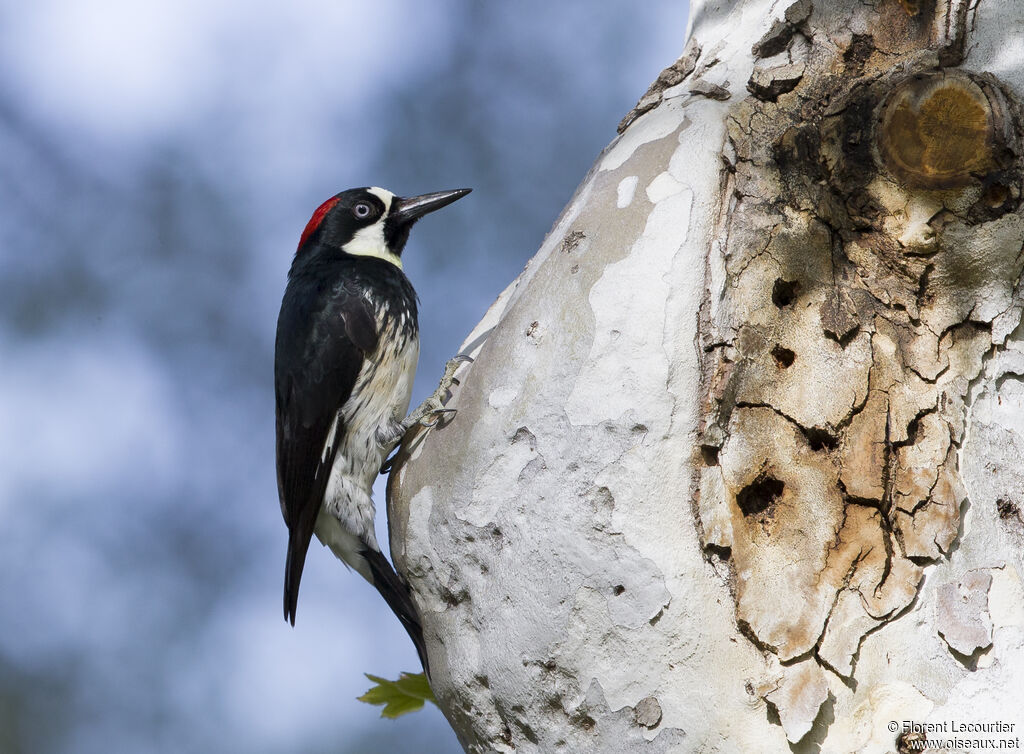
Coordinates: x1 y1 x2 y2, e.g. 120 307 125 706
389 1 1024 751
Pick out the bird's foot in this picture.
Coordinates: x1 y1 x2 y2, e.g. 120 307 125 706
377 355 473 457
378 355 473 473
406 354 472 429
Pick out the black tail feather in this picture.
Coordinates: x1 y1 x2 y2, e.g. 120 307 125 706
362 548 430 676
284 530 313 626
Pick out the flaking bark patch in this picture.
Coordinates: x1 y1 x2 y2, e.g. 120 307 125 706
935 569 994 659
696 1 1024 737
619 37 702 133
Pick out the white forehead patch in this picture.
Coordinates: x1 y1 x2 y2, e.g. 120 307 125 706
342 187 402 269
367 186 395 211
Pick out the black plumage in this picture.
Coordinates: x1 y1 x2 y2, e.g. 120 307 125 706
276 255 417 623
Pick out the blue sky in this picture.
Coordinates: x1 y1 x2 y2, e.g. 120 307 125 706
0 1 689 751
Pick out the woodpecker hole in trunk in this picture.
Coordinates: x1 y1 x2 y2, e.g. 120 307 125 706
772 345 796 368
771 278 802 308
737 475 785 517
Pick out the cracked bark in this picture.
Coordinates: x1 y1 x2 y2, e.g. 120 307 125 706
387 1 1024 751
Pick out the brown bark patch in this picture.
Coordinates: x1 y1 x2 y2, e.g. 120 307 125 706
694 0 1024 726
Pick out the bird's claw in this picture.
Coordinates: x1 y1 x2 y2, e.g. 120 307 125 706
438 354 472 388
419 407 458 428
421 355 471 414
393 354 472 443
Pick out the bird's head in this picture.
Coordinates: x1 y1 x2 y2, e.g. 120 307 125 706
296 186 471 269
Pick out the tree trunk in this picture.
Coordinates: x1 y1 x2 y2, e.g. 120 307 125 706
389 1 1024 750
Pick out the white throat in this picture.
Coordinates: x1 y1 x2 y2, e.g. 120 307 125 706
341 187 403 269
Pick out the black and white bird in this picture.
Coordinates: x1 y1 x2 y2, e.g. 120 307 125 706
275 186 470 672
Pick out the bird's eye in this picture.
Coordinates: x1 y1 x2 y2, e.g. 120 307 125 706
353 202 373 219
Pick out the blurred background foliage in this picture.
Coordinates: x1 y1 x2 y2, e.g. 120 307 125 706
0 1 689 751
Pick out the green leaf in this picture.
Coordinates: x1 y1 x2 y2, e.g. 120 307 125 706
357 672 437 718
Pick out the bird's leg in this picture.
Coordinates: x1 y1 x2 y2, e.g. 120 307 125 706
377 355 472 450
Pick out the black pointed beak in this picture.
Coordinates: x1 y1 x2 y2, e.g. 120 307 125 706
391 188 471 226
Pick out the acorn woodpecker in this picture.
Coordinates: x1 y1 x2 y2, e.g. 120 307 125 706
275 186 470 672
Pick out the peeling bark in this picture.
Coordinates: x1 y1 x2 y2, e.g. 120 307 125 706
389 1 1024 751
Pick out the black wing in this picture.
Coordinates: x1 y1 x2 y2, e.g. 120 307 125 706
275 275 379 624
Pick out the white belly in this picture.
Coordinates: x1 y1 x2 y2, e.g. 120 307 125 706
315 322 419 573
338 328 419 488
